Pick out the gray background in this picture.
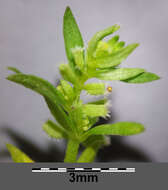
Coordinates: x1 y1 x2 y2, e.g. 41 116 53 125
0 163 167 189
0 0 167 162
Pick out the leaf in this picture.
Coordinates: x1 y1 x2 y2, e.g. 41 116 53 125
72 47 85 71
87 24 120 58
83 104 109 118
88 117 99 127
56 85 65 95
83 83 105 95
78 135 107 162
91 43 139 69
7 73 68 110
59 64 78 84
7 67 21 73
123 72 160 83
70 105 85 131
95 68 145 81
63 6 84 67
95 41 110 57
82 117 90 131
82 122 145 140
107 35 119 46
7 73 74 131
7 73 66 106
6 144 34 163
43 120 68 139
112 41 125 52
87 98 108 105
82 135 106 147
85 98 109 127
45 97 73 131
77 146 98 162
107 36 125 54
60 80 74 101
85 99 109 127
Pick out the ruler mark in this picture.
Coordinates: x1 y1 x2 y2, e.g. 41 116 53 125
32 167 135 173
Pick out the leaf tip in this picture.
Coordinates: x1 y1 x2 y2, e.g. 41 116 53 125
7 66 12 71
155 74 161 80
6 143 11 150
6 143 14 154
7 67 21 74
65 6 71 11
6 75 14 81
64 6 72 16
134 43 140 48
114 23 121 30
134 122 145 134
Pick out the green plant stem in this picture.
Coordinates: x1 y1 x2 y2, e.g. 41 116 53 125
63 84 84 163
64 139 80 162
64 77 93 163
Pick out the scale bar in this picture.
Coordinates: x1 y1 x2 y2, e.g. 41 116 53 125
32 168 135 173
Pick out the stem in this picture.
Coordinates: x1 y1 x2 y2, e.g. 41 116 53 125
64 139 80 163
64 76 88 163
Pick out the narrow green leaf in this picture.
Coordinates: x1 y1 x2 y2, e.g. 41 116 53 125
82 117 90 131
78 135 106 162
87 99 111 127
83 122 145 140
7 67 21 74
95 41 110 57
83 104 109 118
85 99 108 127
45 97 73 131
43 120 68 139
83 83 105 95
87 24 120 57
77 146 98 162
70 105 86 131
107 37 125 54
72 47 85 71
88 117 99 127
59 64 78 84
7 73 66 108
107 35 119 46
82 135 106 147
56 85 65 95
7 73 74 131
63 6 84 67
96 68 145 81
6 144 34 163
123 72 160 83
112 41 125 52
60 80 74 100
91 43 139 68
87 98 108 105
